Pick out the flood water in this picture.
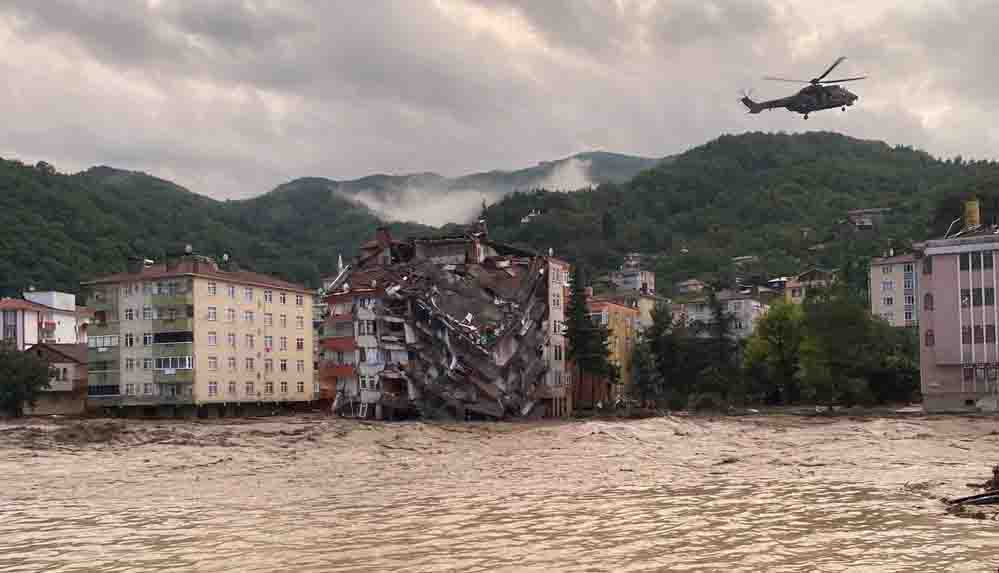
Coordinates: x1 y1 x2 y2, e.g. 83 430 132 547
1 414 998 572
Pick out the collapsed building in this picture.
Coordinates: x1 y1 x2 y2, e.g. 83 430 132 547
318 224 572 420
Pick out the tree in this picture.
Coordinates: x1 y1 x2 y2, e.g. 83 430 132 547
601 211 617 240
0 343 52 417
629 338 660 405
645 301 706 409
743 301 804 403
565 265 614 400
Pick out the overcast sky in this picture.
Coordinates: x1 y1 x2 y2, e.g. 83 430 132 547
1 0 995 200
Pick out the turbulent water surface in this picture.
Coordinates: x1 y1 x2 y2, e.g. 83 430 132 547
1 414 998 572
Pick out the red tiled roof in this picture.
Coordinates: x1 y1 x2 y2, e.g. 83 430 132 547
82 261 310 293
0 298 52 312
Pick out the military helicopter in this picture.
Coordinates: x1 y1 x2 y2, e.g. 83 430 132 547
741 57 866 119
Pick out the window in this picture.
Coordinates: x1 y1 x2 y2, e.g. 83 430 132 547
143 383 154 395
903 263 914 273
244 310 254 323
961 289 971 308
208 356 219 370
265 382 274 394
154 356 193 370
124 333 135 347
125 358 135 370
358 320 376 335
245 381 255 395
208 281 217 296
882 296 894 307
280 359 288 372
314 382 320 395
280 314 287 327
882 265 893 274
961 253 970 271
553 344 562 361
124 308 134 321
228 357 237 371
963 366 974 381
988 288 996 306
245 334 255 348
245 357 255 371
791 287 802 298
923 257 933 275
904 278 915 290
244 287 254 302
297 381 305 393
264 313 274 326
988 325 997 344
207 306 217 321
228 381 237 394
141 332 152 345
335 351 346 364
297 359 305 373
227 284 236 298
227 332 237 348
962 326 972 345
280 292 287 305
296 315 304 329
142 282 153 295
359 347 366 363
225 308 236 322
973 288 983 307
264 335 274 350
143 306 153 320
904 295 915 306
986 252 995 270
975 325 984 344
209 382 218 396
924 293 934 311
281 381 288 393
166 307 178 321
265 359 274 372
881 280 895 291
552 293 561 309
143 358 154 370
296 294 304 306
925 329 935 347
296 337 305 351
208 331 218 346
125 383 136 396
264 290 273 303
280 336 288 351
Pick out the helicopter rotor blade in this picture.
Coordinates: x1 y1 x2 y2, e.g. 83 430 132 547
818 75 867 83
763 76 810 83
813 56 846 82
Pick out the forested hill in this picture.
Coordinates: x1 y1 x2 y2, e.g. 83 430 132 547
483 131 999 292
4 131 998 298
0 161 432 296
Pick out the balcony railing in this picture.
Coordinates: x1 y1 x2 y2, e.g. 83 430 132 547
153 369 195 385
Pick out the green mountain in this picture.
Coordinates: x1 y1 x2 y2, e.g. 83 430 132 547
482 131 999 292
2 132 995 298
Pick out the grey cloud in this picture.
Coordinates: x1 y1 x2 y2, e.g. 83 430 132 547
0 0 996 219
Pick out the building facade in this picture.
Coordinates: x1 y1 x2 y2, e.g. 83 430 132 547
587 298 638 400
0 291 88 350
672 290 770 340
918 228 999 411
83 253 315 415
869 253 919 327
785 268 836 304
25 343 88 415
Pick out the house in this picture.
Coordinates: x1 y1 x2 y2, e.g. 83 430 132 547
675 278 706 295
82 251 315 417
917 198 999 412
0 290 89 350
847 207 892 230
672 289 770 340
785 268 837 304
869 252 919 327
25 343 88 415
319 225 573 420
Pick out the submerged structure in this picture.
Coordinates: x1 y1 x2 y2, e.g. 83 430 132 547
318 223 571 420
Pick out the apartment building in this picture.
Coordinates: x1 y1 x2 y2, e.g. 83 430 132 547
586 297 638 401
83 252 315 416
546 257 572 417
869 252 919 327
918 201 999 411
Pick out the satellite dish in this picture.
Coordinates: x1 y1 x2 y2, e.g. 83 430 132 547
223 253 230 262
185 244 193 254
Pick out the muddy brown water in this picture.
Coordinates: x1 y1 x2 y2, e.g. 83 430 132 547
1 415 998 572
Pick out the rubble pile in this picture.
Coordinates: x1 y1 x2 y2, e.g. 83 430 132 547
323 225 562 420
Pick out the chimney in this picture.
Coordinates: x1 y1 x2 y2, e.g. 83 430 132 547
965 197 981 228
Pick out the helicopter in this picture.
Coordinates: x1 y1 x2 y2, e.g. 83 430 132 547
741 57 866 119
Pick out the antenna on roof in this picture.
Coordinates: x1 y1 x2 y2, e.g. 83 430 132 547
223 253 230 262
184 244 193 254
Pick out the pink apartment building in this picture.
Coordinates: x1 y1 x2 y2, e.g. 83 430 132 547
918 199 999 411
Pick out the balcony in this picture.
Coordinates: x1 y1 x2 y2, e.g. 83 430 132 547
88 346 120 362
321 337 356 352
150 293 193 307
320 363 355 379
153 342 194 358
152 317 194 332
153 369 195 385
